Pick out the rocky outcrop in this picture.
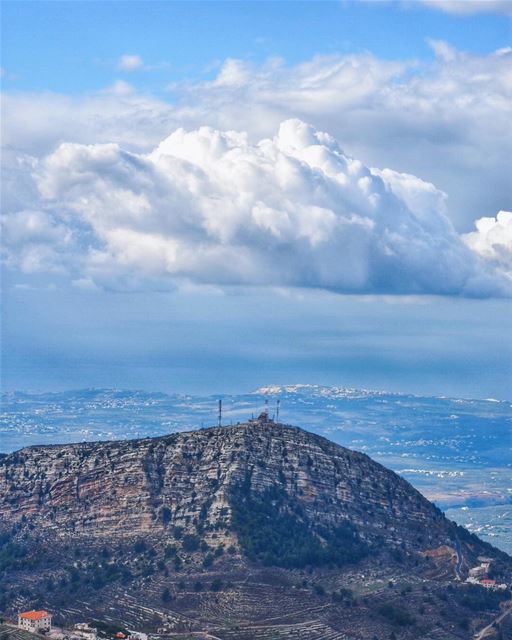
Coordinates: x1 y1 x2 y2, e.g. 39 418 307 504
1 415 453 551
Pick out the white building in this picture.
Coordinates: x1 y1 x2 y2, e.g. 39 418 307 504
73 623 97 640
468 565 487 578
18 611 52 633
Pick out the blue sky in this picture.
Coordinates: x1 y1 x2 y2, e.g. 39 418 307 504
1 1 511 400
2 1 510 94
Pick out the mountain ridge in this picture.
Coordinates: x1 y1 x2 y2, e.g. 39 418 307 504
0 417 453 547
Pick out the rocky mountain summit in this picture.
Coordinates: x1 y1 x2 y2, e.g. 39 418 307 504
1 415 511 639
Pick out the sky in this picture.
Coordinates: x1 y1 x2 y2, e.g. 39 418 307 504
1 0 511 400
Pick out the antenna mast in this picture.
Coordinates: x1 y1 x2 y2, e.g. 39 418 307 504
276 399 280 422
218 399 222 427
264 398 269 421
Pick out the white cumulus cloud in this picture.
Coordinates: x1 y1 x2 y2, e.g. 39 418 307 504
2 120 510 296
463 211 512 278
2 45 510 231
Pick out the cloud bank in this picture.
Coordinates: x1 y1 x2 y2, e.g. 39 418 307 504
2 119 510 297
3 43 511 231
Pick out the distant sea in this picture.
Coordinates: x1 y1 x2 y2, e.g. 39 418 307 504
1 385 511 554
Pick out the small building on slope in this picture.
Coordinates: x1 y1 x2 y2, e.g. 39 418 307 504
18 611 52 633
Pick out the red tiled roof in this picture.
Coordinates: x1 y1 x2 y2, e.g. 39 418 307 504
19 611 50 621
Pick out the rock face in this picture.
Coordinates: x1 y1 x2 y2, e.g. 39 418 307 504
1 416 451 547
0 415 510 639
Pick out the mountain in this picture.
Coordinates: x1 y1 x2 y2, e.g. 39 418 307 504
3 385 511 558
1 415 511 639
